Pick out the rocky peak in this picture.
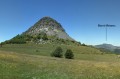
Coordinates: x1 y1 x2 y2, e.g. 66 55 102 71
23 16 74 40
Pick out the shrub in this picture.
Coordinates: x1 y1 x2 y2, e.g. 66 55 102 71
65 49 74 59
36 50 39 52
82 43 86 46
42 33 48 40
51 46 63 58
0 43 2 47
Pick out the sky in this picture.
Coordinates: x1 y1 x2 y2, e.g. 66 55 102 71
0 0 120 46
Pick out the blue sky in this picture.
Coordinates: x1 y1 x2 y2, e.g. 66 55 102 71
0 0 120 46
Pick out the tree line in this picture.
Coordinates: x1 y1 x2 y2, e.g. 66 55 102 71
2 33 48 44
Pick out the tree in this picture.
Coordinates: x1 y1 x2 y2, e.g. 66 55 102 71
65 49 74 59
37 33 48 40
82 43 86 46
42 33 48 40
78 42 81 45
5 34 27 44
114 49 120 54
51 46 63 58
0 43 3 47
36 34 41 39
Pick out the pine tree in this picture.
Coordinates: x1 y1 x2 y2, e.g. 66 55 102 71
51 47 63 58
65 49 74 59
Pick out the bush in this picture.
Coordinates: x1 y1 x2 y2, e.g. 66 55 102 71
65 49 74 59
51 47 63 58
36 50 39 52
81 43 86 46
0 43 2 47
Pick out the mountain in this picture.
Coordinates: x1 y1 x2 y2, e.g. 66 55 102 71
3 16 77 45
23 16 74 41
95 43 117 51
95 43 120 54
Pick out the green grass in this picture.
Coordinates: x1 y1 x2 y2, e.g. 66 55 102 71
0 44 102 56
0 44 120 79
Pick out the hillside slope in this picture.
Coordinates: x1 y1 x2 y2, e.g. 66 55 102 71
0 44 103 56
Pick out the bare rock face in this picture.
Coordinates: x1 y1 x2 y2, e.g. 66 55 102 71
23 16 74 41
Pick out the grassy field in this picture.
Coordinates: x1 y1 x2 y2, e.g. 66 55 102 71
0 44 120 79
0 44 102 56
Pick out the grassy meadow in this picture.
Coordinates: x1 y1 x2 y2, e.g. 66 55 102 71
0 44 120 79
